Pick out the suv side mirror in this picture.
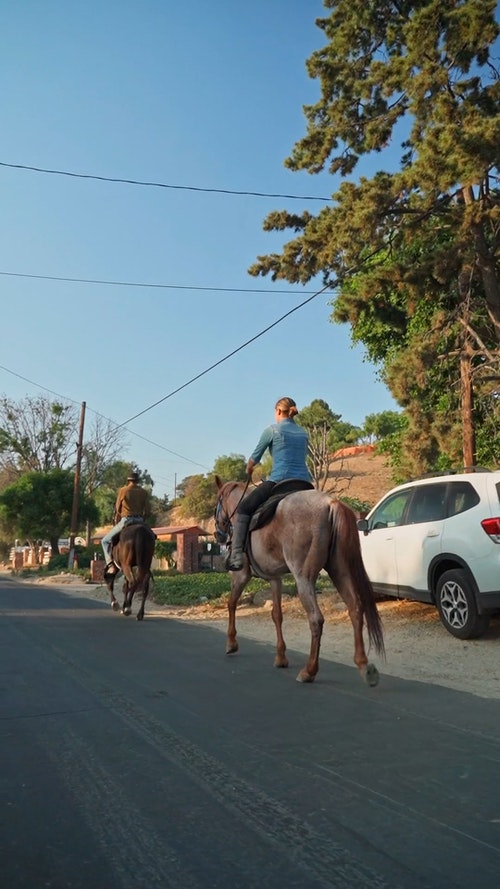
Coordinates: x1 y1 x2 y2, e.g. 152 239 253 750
357 518 369 533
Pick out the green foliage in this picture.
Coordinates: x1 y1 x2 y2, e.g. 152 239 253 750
177 473 217 520
0 469 98 551
47 554 70 572
340 495 374 516
151 572 332 606
248 1 500 475
155 540 177 567
177 456 247 520
212 454 247 481
363 411 403 442
0 394 78 473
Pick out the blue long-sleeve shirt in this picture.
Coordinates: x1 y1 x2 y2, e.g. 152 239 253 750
249 418 311 482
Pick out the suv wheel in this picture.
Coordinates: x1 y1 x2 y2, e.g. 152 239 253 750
436 569 490 639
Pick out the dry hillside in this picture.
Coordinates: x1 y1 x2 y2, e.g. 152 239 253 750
327 451 395 509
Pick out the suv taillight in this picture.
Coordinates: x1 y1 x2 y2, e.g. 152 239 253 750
481 517 500 543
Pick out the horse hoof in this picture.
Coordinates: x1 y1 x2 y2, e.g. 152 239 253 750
274 658 289 669
226 643 238 655
121 608 131 616
296 670 315 683
365 663 379 687
111 602 119 612
136 613 144 621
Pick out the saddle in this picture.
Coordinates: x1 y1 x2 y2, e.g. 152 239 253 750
111 519 156 548
248 479 314 533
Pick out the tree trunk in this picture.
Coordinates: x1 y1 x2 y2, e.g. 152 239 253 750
462 186 500 343
460 350 476 471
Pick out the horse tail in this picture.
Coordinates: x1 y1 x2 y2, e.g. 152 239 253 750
329 500 385 658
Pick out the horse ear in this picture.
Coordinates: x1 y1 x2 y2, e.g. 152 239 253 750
215 474 223 490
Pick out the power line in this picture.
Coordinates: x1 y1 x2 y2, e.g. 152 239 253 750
0 363 209 470
0 269 316 295
118 283 331 427
0 160 332 202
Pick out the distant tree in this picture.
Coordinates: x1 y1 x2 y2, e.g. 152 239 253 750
0 469 98 556
81 414 128 498
177 474 216 521
212 454 247 482
299 399 359 489
0 395 78 474
363 411 402 443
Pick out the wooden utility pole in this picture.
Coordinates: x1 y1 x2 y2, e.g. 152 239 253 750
460 349 476 471
68 401 86 569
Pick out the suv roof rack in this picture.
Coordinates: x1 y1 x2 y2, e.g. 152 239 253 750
408 467 492 482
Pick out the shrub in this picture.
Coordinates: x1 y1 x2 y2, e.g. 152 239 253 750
151 572 334 607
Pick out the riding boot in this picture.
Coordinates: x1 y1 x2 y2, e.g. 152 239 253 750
227 514 251 571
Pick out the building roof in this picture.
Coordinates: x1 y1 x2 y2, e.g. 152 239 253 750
153 525 209 537
92 524 210 542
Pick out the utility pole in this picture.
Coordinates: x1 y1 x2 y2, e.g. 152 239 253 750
461 349 476 471
68 401 86 569
458 269 476 472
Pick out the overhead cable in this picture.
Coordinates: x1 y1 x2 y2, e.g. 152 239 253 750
0 269 316 295
0 363 209 470
118 283 332 427
0 160 332 202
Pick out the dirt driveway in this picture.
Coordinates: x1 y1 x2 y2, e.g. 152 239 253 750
21 573 500 701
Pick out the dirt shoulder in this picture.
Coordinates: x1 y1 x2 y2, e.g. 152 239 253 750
15 572 500 702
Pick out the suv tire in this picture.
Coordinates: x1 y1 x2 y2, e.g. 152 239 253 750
436 569 490 639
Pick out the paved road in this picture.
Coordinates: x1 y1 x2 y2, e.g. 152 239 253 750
1 576 499 889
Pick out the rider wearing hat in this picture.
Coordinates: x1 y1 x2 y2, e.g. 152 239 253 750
101 471 151 574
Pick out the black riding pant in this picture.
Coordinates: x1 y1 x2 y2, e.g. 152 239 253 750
237 481 276 517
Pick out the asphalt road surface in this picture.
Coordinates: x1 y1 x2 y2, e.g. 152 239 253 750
1 576 499 889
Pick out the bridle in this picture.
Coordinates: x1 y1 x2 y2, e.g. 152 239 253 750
214 479 251 544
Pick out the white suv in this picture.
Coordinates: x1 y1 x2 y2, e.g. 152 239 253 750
357 470 500 639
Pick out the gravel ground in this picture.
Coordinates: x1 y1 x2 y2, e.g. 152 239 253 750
16 572 500 701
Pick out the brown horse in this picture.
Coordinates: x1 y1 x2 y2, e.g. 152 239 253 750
214 477 385 686
104 522 156 621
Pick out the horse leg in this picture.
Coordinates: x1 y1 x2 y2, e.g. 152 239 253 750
121 569 135 616
135 572 150 622
295 578 324 683
270 578 288 668
107 575 120 612
226 565 251 654
328 567 379 687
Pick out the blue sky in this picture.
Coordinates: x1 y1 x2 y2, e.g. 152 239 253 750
0 0 399 501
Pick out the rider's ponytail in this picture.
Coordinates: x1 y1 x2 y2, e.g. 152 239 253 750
275 396 298 418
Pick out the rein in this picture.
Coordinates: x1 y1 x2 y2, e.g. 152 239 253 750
226 477 251 523
215 478 251 540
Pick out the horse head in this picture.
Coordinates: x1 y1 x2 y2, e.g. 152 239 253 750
214 476 248 544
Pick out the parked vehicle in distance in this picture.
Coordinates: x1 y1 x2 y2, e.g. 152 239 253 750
357 470 500 639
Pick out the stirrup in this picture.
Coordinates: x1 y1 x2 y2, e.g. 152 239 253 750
105 562 118 575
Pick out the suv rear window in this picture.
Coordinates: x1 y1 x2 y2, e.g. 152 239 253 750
406 484 447 523
447 481 480 516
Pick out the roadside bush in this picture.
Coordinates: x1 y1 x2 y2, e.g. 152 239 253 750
151 572 334 607
47 554 69 572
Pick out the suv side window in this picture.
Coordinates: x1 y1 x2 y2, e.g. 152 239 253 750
368 490 412 530
447 481 480 516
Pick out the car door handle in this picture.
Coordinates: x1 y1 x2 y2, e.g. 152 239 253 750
426 530 440 537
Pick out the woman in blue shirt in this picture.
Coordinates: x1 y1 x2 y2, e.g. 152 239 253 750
227 396 311 570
